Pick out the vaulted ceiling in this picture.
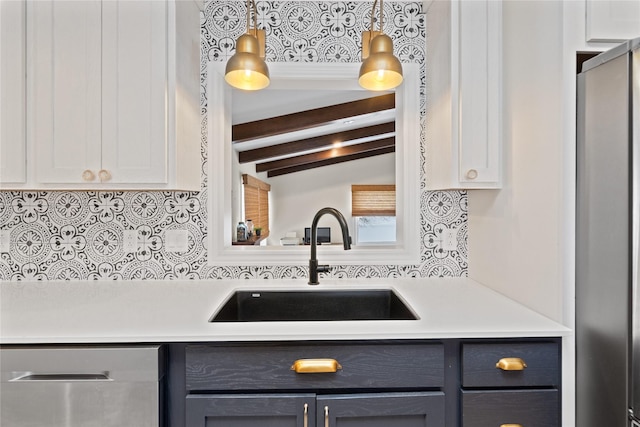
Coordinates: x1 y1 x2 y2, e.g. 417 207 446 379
232 93 396 177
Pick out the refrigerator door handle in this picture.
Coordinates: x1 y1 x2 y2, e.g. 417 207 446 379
632 46 640 419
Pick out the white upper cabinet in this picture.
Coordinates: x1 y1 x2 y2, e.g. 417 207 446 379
586 0 640 42
425 0 502 190
29 0 103 185
101 1 168 186
0 0 26 185
6 0 201 190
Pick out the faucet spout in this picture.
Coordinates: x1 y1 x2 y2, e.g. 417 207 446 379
308 207 351 285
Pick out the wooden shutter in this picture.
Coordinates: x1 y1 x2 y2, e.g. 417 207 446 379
351 185 396 216
242 174 271 235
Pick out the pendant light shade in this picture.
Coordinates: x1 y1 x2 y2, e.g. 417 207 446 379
359 33 403 91
225 0 269 91
359 0 403 91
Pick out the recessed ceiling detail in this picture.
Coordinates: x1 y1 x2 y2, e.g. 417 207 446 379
238 121 395 164
232 93 396 176
257 137 396 177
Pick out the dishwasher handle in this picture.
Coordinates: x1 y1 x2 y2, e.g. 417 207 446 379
10 372 112 382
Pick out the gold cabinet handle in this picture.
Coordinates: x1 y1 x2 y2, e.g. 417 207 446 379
291 358 342 373
496 357 527 371
324 406 329 427
500 424 523 427
303 403 308 427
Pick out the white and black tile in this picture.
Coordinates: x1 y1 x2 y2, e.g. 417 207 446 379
0 1 467 281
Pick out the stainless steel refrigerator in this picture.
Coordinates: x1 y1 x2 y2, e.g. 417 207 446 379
577 37 640 427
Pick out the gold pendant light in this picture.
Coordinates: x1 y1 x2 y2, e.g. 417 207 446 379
359 0 403 91
225 0 270 91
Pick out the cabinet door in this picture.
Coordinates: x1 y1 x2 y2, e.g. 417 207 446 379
317 392 445 427
185 394 315 427
0 0 26 185
462 389 559 427
457 0 501 187
425 0 502 189
29 0 102 184
101 0 168 184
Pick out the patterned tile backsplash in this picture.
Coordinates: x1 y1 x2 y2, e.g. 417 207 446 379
0 1 467 281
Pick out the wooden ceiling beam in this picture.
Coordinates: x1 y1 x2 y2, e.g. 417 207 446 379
238 121 395 164
255 137 395 173
266 146 395 177
232 93 395 143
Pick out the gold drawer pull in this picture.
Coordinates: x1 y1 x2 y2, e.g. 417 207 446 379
496 357 527 371
500 424 523 427
291 358 342 373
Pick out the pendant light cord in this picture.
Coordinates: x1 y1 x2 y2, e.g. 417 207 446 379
370 0 383 34
246 0 259 36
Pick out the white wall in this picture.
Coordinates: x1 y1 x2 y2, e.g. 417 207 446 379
234 152 395 245
266 153 395 245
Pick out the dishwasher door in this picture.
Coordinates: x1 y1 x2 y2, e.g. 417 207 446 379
0 345 165 427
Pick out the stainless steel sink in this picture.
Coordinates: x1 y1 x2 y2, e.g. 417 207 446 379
210 289 417 322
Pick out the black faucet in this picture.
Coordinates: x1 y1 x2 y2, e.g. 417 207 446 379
308 207 351 285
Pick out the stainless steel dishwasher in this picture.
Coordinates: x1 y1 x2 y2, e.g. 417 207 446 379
0 345 165 427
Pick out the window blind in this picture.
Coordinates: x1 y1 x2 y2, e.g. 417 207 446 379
351 184 396 216
242 174 271 235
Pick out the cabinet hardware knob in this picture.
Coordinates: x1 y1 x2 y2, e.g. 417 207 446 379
291 359 342 373
500 424 523 427
98 169 111 182
466 169 479 180
303 403 308 427
82 170 96 181
324 406 329 427
496 357 527 371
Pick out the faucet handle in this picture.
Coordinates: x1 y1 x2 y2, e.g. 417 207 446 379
317 265 331 273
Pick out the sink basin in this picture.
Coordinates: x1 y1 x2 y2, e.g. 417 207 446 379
210 289 418 322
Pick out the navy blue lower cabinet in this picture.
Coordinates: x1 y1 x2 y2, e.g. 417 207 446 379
185 392 444 427
462 389 559 427
179 339 561 427
185 394 315 427
183 342 446 427
317 392 445 427
460 340 561 427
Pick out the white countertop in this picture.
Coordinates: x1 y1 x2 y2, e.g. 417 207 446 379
0 278 570 344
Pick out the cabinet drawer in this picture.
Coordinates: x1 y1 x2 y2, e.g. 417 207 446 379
186 342 444 391
462 341 560 387
462 389 559 427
